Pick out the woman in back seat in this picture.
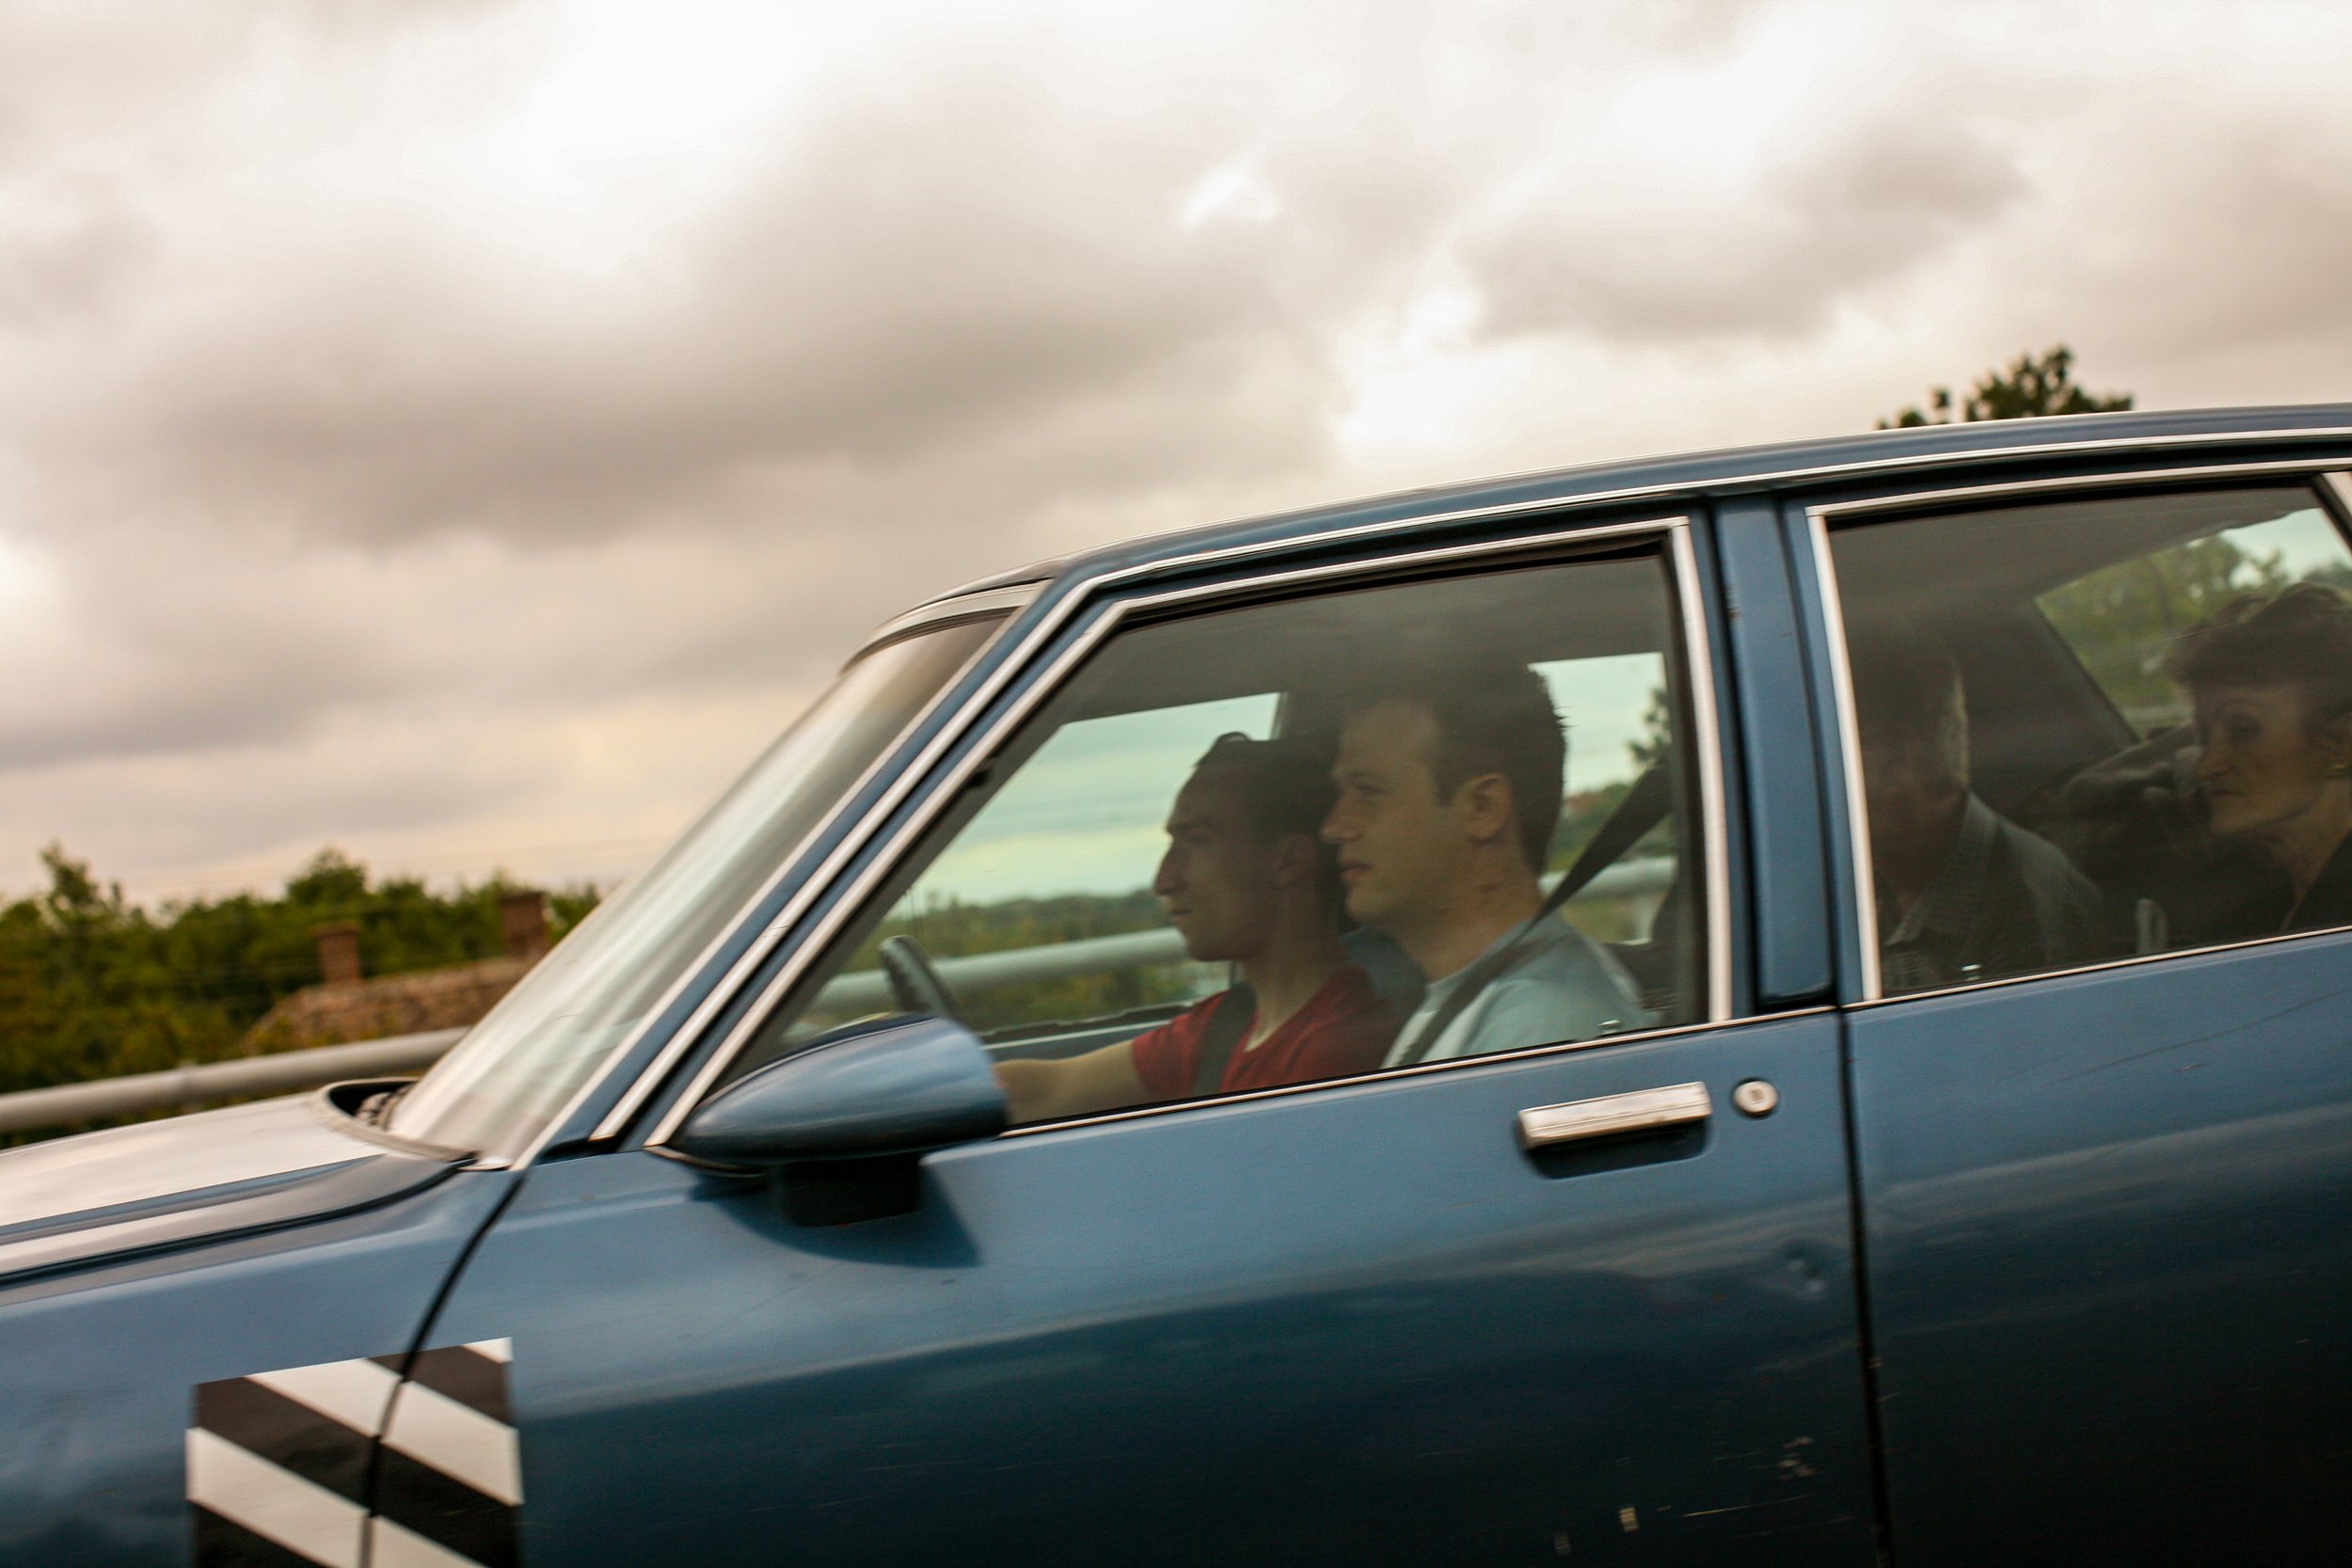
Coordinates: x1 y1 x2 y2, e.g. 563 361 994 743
2169 585 2352 936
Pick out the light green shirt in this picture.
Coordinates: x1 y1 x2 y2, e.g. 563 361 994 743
1384 915 1649 1069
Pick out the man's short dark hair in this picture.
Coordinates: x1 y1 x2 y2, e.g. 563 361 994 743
1190 734 1343 902
1349 659 1565 872
1849 629 1969 793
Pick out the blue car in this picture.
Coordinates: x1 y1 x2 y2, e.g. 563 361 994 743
8 405 2352 1567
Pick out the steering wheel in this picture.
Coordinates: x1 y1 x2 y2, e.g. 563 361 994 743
879 934 967 1024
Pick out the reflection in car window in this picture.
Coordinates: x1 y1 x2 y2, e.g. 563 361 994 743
2039 505 2352 737
1830 484 2352 996
738 549 1710 1125
388 616 1005 1158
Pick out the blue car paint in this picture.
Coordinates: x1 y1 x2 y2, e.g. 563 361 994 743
0 1096 405 1240
1713 499 1833 1007
1846 927 2352 1565
421 1016 1873 1566
0 1095 463 1287
1766 451 2352 1566
6 406 2351 1563
0 1115 513 1561
670 1013 1009 1165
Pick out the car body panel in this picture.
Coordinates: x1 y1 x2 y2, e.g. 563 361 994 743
1713 499 1833 1006
0 1167 513 1564
421 1016 1872 1567
1775 450 2352 1565
1845 930 2352 1564
0 1095 463 1286
0 1097 382 1235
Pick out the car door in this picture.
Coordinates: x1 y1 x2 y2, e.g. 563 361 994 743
1802 466 2352 1565
411 515 1878 1566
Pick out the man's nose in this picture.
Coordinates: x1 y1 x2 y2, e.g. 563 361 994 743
1320 801 1353 844
1152 848 1181 895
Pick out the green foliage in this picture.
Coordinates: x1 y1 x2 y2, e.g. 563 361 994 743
1880 345 2134 430
1626 684 1674 770
1554 682 1676 870
0 847 600 1105
2038 536 2291 734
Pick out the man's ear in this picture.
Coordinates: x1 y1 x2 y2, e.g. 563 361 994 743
2318 713 2352 777
1453 771 1516 846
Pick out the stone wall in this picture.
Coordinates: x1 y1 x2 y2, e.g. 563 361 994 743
241 954 534 1054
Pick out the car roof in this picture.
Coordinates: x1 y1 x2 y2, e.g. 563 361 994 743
898 403 2352 623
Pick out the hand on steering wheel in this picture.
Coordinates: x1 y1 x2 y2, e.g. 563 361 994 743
879 934 968 1024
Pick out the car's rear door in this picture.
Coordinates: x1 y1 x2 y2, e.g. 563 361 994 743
1799 461 2352 1565
408 512 1877 1566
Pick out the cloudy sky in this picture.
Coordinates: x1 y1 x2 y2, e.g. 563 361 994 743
5 0 2347 904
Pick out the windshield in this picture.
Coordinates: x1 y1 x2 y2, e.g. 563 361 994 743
388 614 1007 1157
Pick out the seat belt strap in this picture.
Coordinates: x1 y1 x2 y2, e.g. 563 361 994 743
1392 761 1673 1067
1188 984 1258 1097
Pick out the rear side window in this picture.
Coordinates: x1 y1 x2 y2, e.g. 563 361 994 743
1827 482 2352 998
728 535 1721 1126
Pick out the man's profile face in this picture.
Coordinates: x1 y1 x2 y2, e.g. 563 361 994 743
1322 701 1466 931
1862 740 1961 866
1152 772 1279 962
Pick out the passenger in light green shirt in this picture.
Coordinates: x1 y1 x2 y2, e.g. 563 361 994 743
1322 657 1646 1067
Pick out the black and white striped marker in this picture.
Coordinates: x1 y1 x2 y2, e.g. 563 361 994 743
188 1339 519 1568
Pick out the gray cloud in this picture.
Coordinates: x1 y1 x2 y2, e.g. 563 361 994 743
1463 115 2025 346
2072 127 2352 360
3 0 2350 896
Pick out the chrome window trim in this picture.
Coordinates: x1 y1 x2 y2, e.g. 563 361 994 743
1804 453 2352 526
629 518 1684 1150
2322 469 2352 521
859 582 1044 658
642 514 1730 1150
993 1006 1834 1140
1806 513 1881 1001
1840 923 2352 1011
1442 420 2352 514
1670 524 1736 1022
1806 455 2352 1006
506 588 1030 1164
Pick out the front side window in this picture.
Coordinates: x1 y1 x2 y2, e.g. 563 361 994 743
1829 482 2352 998
388 614 1005 1157
734 540 1714 1126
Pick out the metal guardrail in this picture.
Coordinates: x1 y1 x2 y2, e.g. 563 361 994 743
818 926 1186 1017
815 854 1677 1016
0 1029 466 1136
0 857 1675 1136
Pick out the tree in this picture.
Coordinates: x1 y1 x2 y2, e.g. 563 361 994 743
1879 345 2133 430
0 847 602 1132
2038 535 2289 733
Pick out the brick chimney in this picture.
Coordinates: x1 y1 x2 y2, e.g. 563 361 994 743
313 922 362 987
500 890 549 961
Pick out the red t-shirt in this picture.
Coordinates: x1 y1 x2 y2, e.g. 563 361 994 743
1129 966 1397 1101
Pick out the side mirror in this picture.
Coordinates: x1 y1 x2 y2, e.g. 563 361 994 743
669 1014 1007 1173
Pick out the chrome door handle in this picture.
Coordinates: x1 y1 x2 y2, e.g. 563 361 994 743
1518 1083 1711 1150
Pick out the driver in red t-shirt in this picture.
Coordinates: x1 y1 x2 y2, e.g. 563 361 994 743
995 735 1397 1123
